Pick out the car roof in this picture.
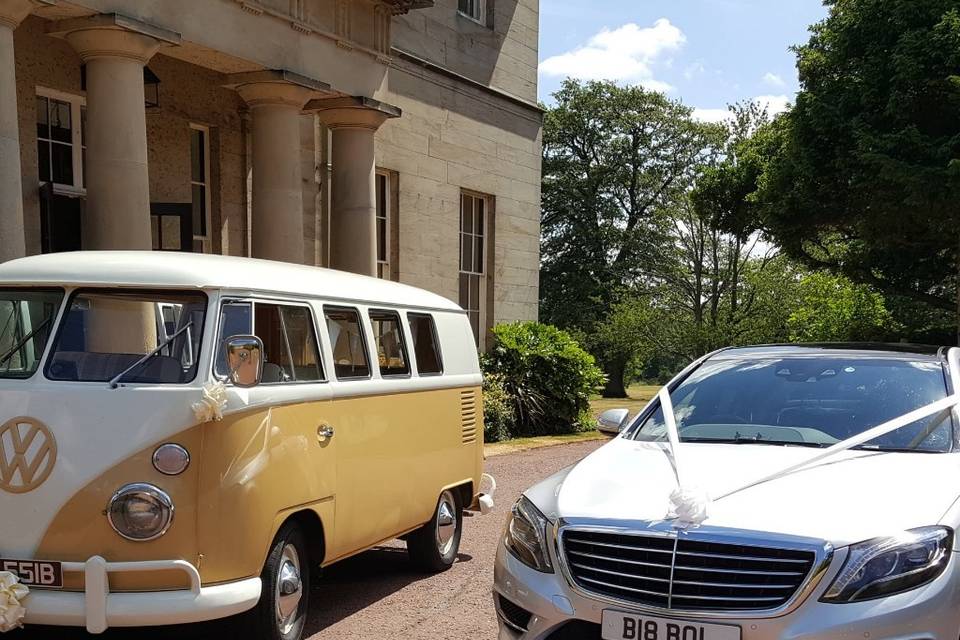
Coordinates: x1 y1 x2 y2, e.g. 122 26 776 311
710 343 947 362
0 251 463 313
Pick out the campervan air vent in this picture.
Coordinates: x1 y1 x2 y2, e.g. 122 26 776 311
460 389 478 444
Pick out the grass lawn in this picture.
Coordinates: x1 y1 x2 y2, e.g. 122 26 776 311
590 383 659 419
483 384 661 457
484 431 608 457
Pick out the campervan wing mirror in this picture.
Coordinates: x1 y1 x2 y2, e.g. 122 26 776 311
225 335 263 388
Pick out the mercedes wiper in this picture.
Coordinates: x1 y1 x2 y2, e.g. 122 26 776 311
108 321 193 389
853 444 944 454
683 436 829 448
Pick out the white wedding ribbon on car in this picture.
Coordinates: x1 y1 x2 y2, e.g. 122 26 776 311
659 387 960 529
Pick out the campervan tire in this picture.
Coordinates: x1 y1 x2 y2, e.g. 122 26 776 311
407 489 462 572
244 521 311 640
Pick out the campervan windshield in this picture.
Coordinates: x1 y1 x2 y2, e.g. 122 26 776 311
45 289 208 384
0 288 64 379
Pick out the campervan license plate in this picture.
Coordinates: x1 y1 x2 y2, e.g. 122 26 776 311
0 558 63 588
602 611 741 640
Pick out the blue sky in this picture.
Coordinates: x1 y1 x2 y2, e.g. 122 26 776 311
537 0 829 121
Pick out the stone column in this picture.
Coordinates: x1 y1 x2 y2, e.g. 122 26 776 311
0 0 43 263
230 71 326 264
309 97 399 276
50 15 179 249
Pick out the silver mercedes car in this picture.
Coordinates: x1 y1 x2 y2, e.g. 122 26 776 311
494 344 960 640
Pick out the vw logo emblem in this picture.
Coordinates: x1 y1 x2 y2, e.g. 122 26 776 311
0 418 57 494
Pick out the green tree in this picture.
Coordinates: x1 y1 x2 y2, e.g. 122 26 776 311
588 297 656 397
540 79 722 389
788 272 896 342
540 79 722 334
708 0 960 340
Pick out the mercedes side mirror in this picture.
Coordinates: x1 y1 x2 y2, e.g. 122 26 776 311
598 408 631 435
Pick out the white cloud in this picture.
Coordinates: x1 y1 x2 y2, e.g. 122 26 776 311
762 72 786 88
692 107 731 123
692 95 792 124
539 19 686 92
755 94 791 115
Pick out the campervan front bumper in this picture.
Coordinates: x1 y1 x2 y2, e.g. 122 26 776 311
22 556 261 634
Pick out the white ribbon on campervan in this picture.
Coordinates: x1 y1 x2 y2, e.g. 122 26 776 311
658 387 960 528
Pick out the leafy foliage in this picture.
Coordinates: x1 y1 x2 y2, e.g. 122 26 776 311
705 0 960 336
540 79 723 335
482 322 605 436
481 373 517 443
787 272 896 343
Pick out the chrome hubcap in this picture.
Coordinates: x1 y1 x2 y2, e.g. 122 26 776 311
275 544 303 635
435 491 458 556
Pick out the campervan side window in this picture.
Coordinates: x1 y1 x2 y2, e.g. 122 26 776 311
215 300 323 384
369 310 410 377
324 307 371 379
256 304 323 383
408 313 443 375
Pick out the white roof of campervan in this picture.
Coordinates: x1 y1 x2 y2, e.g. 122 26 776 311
0 251 463 313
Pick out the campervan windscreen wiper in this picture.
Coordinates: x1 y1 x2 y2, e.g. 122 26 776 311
0 316 53 369
108 321 193 389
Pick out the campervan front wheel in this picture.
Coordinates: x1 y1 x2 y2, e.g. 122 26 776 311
407 489 463 572
245 521 311 640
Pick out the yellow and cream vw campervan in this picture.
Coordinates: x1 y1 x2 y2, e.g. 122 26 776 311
0 251 492 639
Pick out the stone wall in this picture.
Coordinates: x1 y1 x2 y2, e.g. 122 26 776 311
392 0 540 103
374 52 541 326
11 0 541 326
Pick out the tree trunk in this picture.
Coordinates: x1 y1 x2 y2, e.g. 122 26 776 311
601 358 628 398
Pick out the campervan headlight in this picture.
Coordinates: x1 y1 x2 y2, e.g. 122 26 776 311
107 483 175 541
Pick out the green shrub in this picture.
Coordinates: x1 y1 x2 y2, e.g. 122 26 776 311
482 373 517 443
482 322 605 437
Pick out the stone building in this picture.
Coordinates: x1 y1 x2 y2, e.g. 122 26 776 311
0 0 542 348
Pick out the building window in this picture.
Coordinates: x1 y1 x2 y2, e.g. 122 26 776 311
376 171 390 279
458 0 486 24
190 125 211 253
36 90 85 191
459 192 489 347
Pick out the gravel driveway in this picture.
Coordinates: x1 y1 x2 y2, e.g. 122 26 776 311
15 438 606 640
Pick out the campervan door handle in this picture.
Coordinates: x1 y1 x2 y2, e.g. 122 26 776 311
317 424 335 441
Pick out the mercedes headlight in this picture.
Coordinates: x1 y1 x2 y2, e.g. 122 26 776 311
504 495 554 573
821 526 952 602
107 483 175 541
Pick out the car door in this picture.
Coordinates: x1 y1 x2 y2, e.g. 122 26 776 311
196 297 336 584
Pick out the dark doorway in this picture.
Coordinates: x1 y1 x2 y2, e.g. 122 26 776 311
39 182 83 253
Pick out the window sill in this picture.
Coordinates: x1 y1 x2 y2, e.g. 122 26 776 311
39 182 86 198
456 10 489 28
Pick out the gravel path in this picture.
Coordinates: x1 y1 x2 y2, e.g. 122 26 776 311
16 438 606 640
